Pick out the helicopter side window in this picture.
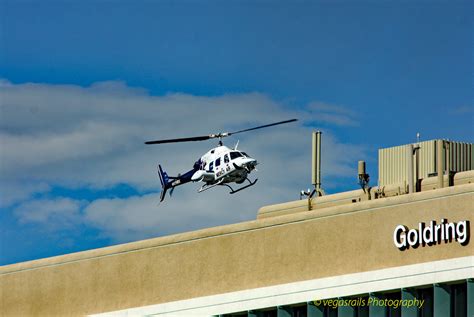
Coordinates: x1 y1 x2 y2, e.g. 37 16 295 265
230 151 243 160
224 154 229 163
209 161 214 171
215 158 221 167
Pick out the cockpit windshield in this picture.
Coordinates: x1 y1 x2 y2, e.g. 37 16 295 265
230 151 243 160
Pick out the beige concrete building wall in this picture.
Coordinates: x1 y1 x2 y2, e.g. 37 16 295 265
1 184 473 316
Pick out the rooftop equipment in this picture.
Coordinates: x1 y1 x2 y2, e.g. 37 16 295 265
358 160 370 192
263 137 473 219
378 139 473 189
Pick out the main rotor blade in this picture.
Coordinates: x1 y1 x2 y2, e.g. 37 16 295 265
229 119 298 135
145 135 211 145
145 118 298 145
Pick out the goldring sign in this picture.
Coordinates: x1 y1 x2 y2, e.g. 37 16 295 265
393 219 470 250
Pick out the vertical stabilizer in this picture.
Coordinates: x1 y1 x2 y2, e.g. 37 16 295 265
158 165 172 202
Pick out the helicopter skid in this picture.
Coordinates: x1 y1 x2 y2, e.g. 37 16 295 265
198 179 225 193
223 178 258 194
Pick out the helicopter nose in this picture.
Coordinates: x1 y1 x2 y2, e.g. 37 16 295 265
247 158 257 166
237 158 257 169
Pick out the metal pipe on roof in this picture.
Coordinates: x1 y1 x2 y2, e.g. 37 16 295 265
437 140 444 189
407 144 414 193
446 141 451 185
414 142 420 192
312 131 322 192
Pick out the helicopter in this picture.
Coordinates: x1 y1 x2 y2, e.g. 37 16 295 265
145 119 298 202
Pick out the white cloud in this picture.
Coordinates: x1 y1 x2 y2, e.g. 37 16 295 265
306 101 358 126
13 197 83 229
450 105 473 115
0 79 367 241
0 181 50 208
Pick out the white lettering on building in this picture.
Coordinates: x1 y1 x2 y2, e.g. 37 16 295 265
393 219 470 250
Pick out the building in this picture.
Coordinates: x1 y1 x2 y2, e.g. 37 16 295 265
1 138 473 316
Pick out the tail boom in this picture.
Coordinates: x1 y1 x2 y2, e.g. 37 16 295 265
157 165 195 202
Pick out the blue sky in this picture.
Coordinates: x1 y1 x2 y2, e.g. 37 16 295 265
0 1 472 265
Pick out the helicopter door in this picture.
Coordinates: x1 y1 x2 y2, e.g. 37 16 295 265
224 154 231 172
215 157 223 178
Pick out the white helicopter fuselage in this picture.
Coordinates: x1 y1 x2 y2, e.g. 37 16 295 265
147 118 297 201
191 145 257 185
